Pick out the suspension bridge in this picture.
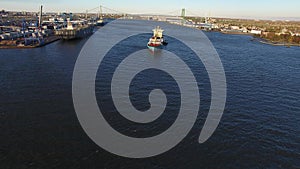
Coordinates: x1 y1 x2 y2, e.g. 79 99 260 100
83 5 208 22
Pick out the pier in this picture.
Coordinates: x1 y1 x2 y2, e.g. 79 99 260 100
0 5 119 48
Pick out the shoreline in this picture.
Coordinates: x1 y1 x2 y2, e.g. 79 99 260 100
220 31 253 36
257 38 300 47
0 36 61 49
214 30 300 47
1 27 299 49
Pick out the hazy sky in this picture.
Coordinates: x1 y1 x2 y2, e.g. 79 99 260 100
1 0 300 19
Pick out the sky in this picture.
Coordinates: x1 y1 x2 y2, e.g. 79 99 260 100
1 0 300 20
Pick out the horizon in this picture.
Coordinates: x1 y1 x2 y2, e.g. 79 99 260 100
1 0 300 21
2 9 300 22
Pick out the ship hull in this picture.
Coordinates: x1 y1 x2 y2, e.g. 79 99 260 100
55 26 94 40
147 44 163 51
96 21 107 27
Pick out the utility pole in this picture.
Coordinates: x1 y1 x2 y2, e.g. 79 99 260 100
39 5 43 29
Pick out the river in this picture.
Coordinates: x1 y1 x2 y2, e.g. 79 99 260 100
0 20 299 169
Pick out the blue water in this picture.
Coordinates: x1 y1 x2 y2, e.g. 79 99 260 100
0 24 299 169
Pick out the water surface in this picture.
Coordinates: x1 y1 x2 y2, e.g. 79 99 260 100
0 21 299 169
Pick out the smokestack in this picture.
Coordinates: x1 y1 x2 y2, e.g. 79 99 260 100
39 5 43 28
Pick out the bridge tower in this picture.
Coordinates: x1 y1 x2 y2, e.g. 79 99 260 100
181 8 186 25
98 5 103 19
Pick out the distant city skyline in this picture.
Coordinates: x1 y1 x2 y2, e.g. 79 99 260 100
1 0 300 20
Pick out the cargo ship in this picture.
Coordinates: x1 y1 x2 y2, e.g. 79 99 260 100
147 26 168 51
96 18 105 26
55 21 94 40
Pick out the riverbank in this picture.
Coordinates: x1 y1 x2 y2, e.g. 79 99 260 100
215 29 300 47
251 37 300 47
0 36 61 49
258 39 300 47
221 31 253 36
